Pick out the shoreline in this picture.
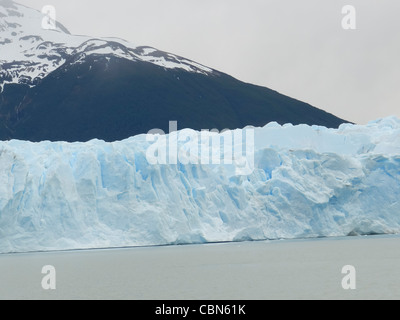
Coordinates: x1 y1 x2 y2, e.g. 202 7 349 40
2 233 399 256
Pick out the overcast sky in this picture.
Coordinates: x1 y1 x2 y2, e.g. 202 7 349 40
16 0 400 124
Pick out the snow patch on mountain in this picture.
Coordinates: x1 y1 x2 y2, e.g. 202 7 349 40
0 1 214 91
0 117 399 253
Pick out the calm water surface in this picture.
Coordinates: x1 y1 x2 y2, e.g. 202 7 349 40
1 235 399 300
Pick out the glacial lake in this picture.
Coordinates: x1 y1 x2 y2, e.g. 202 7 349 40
1 235 400 300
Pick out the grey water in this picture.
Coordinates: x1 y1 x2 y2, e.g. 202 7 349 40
1 235 400 300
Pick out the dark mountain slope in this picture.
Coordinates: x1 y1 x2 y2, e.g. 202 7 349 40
0 54 347 142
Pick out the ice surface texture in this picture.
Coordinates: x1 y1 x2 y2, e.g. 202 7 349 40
0 117 399 253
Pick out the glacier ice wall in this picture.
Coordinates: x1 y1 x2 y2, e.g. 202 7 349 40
0 117 400 253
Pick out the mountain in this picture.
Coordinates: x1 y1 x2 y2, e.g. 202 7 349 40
0 0 348 142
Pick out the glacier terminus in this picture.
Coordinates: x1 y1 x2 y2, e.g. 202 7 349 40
0 117 399 253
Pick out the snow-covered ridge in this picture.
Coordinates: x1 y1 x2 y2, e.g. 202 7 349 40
0 117 399 253
0 1 213 91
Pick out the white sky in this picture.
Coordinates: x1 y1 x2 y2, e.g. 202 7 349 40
15 0 400 124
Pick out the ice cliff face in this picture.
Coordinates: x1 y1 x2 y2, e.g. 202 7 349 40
0 117 399 253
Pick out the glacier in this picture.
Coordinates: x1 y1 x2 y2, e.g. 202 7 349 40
0 117 400 253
